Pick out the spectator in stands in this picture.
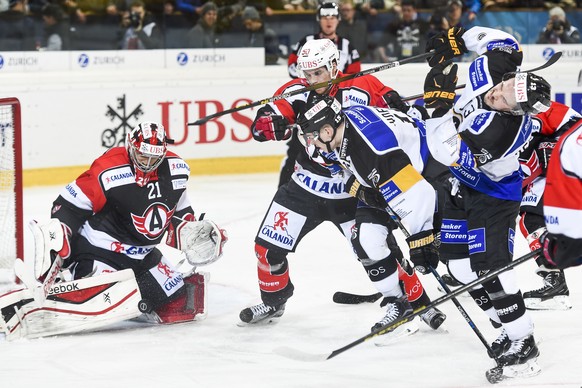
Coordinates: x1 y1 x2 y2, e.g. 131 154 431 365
184 1 219 47
482 0 516 9
40 3 70 50
375 0 429 63
240 6 283 64
357 0 399 17
175 0 202 17
0 0 37 51
337 0 369 60
281 0 318 11
288 2 361 78
120 0 162 49
446 0 463 28
427 9 449 41
536 6 580 44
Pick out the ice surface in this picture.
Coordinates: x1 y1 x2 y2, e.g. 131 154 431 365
1 173 580 388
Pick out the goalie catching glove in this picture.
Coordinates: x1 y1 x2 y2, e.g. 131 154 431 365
252 112 292 142
426 27 467 67
170 217 228 266
406 229 439 274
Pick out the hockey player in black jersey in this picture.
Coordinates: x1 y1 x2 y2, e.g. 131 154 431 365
422 26 552 381
292 97 446 341
0 122 227 339
240 38 446 332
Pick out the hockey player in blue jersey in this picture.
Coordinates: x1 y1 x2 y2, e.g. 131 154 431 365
421 26 552 381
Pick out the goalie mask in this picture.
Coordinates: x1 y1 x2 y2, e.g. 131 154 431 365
126 122 173 186
297 38 340 81
503 72 551 115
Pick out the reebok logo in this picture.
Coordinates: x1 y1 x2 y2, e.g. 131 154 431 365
48 282 80 295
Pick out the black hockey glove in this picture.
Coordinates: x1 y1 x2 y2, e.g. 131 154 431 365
406 230 440 274
252 113 292 142
345 175 387 209
383 90 409 113
535 139 556 175
424 62 458 112
426 27 467 67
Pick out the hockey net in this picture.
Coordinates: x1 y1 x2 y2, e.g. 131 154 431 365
0 98 23 276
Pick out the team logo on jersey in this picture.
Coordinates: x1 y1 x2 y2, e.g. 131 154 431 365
131 203 175 240
367 168 380 187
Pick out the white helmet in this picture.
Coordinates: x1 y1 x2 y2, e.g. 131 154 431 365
297 38 339 80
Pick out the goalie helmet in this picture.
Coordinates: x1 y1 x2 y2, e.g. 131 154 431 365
297 38 340 80
126 122 172 186
503 72 551 115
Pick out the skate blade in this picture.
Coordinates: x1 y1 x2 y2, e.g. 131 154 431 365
502 358 542 378
236 315 283 327
486 359 541 384
525 295 572 311
374 319 419 346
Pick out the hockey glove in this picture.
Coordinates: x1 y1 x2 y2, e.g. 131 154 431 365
383 90 409 113
538 231 558 267
345 175 387 209
426 27 467 67
535 139 556 175
424 62 458 111
406 230 440 274
252 113 292 142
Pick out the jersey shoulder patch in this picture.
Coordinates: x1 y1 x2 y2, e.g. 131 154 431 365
345 106 399 154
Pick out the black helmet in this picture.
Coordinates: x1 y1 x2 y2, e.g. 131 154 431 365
317 2 340 21
296 96 343 148
503 72 551 115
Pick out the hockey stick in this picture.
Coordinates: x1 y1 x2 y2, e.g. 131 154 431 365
188 51 435 126
402 51 562 102
332 291 382 304
325 248 541 360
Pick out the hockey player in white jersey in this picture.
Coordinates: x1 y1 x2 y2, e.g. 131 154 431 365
294 97 444 339
0 122 227 340
422 26 552 381
518 101 580 310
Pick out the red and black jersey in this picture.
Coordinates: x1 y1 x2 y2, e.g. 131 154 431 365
252 71 394 178
52 147 193 261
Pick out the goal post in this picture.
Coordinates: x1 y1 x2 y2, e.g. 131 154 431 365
0 97 24 271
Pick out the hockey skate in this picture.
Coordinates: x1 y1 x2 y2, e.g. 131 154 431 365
373 295 418 346
485 334 541 384
238 303 285 325
420 307 447 331
488 328 511 359
523 268 572 310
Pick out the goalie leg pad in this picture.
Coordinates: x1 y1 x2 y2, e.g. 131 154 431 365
0 269 142 340
153 272 209 324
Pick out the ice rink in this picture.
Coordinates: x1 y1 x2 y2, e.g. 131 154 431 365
1 172 581 388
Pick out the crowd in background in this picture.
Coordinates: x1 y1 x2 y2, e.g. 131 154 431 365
0 0 580 63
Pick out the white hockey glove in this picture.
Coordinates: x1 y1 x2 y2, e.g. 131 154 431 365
175 219 228 266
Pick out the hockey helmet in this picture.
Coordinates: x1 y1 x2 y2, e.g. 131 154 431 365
126 121 171 174
296 96 343 147
503 72 551 115
317 2 341 21
297 38 340 80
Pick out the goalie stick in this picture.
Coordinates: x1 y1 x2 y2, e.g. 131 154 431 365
188 51 435 126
